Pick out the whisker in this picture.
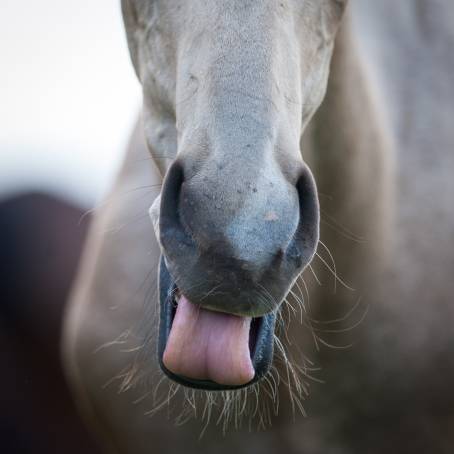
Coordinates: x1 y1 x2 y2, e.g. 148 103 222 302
308 296 363 325
309 264 322 286
320 209 366 243
314 251 355 292
317 239 338 293
307 302 368 334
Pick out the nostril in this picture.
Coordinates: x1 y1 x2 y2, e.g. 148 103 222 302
288 164 320 267
297 166 319 237
159 161 191 249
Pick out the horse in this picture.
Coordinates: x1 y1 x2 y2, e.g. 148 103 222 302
62 1 454 452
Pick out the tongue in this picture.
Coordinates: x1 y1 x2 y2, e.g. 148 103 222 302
163 295 255 386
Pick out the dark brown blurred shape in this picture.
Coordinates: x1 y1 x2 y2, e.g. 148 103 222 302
0 193 101 454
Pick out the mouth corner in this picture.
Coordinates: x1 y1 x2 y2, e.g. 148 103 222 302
157 256 276 391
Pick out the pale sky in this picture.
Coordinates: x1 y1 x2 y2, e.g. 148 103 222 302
0 0 141 207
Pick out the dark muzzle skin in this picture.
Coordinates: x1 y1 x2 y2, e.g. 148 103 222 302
157 157 319 390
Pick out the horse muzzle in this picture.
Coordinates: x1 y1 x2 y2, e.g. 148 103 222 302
155 159 319 389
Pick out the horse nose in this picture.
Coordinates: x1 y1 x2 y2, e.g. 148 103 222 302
160 160 294 264
159 159 319 315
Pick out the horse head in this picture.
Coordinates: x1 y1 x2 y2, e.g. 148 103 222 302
122 0 347 390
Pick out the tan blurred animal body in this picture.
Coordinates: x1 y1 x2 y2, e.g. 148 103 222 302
63 1 454 453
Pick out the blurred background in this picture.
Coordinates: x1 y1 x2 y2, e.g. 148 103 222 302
1 1 140 452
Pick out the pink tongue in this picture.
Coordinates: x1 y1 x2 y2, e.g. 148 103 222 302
163 295 255 386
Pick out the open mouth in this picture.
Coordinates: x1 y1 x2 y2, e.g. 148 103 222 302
158 256 276 390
